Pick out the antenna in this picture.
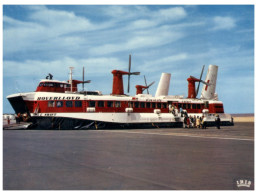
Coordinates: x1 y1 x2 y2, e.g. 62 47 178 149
82 66 85 91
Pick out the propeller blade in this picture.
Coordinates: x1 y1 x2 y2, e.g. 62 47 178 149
127 54 131 93
147 81 155 88
196 65 205 96
128 54 131 73
130 72 140 75
200 80 211 86
83 80 91 83
144 75 148 94
128 75 130 93
144 75 148 86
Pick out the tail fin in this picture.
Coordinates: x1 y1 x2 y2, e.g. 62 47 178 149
200 65 218 100
155 73 171 97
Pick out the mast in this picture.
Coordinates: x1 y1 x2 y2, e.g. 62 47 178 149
82 66 85 91
69 67 74 92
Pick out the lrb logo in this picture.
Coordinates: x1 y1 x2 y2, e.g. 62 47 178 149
236 179 252 188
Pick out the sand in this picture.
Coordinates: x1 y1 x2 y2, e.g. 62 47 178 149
233 116 254 123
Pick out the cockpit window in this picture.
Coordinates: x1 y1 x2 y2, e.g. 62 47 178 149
39 82 67 87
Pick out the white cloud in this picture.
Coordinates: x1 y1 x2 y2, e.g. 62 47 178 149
211 16 236 31
89 26 184 55
3 57 126 78
29 8 93 32
156 7 187 21
102 5 149 20
3 6 112 58
140 53 188 72
131 19 157 29
3 5 190 59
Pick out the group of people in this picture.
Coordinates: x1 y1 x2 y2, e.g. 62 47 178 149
169 103 221 129
183 114 221 129
15 113 29 124
183 115 207 129
168 104 178 116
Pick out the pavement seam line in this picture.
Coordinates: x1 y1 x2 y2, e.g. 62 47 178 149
93 130 253 141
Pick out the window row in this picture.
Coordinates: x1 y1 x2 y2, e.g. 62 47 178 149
39 82 71 88
88 101 168 109
47 100 205 110
176 103 202 110
48 101 82 108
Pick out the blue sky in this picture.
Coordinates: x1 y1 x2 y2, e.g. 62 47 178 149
3 5 254 114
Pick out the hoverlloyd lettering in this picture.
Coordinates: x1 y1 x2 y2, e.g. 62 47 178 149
37 96 81 100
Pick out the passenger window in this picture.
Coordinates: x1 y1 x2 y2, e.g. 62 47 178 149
197 104 201 109
56 101 63 107
107 101 113 107
115 101 121 108
140 102 145 108
204 101 209 109
75 101 82 107
134 102 139 108
128 101 133 108
157 103 161 108
66 101 73 107
152 102 156 108
48 101 55 107
146 102 151 108
192 104 197 109
89 101 95 107
98 101 104 107
183 104 186 109
162 103 167 108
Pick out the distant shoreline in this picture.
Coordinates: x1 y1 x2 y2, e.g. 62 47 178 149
231 113 254 117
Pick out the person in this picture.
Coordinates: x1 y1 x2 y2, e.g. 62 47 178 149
22 113 29 122
201 116 207 129
17 113 21 124
187 117 190 128
7 116 10 125
193 115 197 128
183 116 188 128
169 104 175 116
172 105 175 116
15 114 18 124
174 108 179 116
190 116 193 128
196 116 200 128
215 114 221 129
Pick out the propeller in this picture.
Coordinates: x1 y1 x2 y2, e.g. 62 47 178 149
127 54 140 93
196 65 205 96
143 75 155 94
82 66 91 91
